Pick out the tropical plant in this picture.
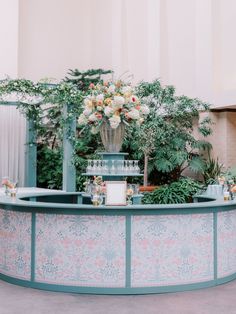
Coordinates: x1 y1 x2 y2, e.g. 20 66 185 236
142 177 204 204
129 79 212 186
202 150 224 185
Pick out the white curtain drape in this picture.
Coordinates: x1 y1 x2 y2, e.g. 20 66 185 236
0 105 26 186
87 0 161 83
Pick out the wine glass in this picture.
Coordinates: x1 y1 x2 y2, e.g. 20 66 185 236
134 160 140 173
87 160 92 173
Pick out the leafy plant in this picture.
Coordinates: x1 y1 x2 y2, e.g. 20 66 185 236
64 69 113 91
0 70 112 190
131 79 212 185
142 177 204 204
37 145 63 189
202 152 224 185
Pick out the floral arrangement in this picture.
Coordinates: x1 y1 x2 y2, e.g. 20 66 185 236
1 177 17 196
92 176 106 194
77 80 150 133
2 177 14 189
84 176 106 195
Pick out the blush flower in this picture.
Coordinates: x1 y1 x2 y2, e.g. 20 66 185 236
83 108 92 116
108 85 116 93
88 113 98 122
104 106 113 117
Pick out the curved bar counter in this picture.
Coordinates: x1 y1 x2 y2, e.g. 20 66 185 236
0 192 236 294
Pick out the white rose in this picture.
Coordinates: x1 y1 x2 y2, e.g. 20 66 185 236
83 108 92 116
121 86 132 94
109 115 121 129
78 114 88 125
114 96 125 106
112 102 121 111
108 84 116 93
88 113 98 122
96 94 104 102
140 105 150 115
84 98 92 107
104 106 114 117
127 109 140 120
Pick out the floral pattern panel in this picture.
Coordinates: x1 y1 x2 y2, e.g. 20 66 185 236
0 208 31 280
217 210 236 278
131 214 214 287
35 214 126 287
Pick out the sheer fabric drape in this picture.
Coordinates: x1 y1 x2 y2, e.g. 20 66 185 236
0 105 26 186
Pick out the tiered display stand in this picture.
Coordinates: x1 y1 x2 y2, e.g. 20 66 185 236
82 152 143 204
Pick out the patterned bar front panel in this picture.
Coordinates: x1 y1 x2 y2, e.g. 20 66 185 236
131 214 214 287
0 208 31 280
217 210 236 278
35 214 126 287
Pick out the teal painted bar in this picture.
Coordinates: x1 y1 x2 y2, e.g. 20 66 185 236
1 193 236 295
0 273 228 295
62 104 76 192
25 119 37 187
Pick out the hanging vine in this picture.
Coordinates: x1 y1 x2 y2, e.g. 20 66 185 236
0 69 112 190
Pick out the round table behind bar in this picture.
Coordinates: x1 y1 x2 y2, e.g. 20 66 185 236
0 191 235 294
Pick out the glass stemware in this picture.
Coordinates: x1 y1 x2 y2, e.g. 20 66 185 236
134 160 139 173
87 160 92 173
111 160 115 174
126 184 134 205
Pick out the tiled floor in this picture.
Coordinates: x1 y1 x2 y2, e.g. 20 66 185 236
0 279 236 314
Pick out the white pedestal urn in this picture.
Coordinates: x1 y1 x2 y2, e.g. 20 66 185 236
100 121 125 153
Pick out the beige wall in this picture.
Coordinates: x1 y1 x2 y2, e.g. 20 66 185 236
0 0 19 78
0 0 234 108
207 111 236 169
18 0 93 81
2 0 236 170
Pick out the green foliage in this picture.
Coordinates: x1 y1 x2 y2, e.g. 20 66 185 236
0 75 213 190
142 177 204 204
131 79 212 185
73 130 103 191
0 70 112 190
223 166 236 184
37 145 63 189
202 152 224 185
64 69 113 91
